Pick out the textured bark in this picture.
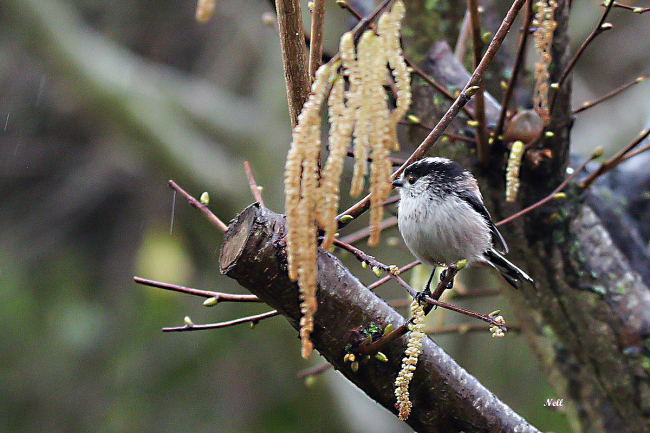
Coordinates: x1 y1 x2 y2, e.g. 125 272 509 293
220 203 540 433
406 1 650 431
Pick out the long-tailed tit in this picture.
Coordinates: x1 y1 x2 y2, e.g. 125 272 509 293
392 157 533 297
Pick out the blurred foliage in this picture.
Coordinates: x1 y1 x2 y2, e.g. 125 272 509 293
1 0 649 432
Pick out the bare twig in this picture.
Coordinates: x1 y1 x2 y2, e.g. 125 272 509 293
162 310 279 332
467 0 489 165
400 119 477 143
618 141 650 164
296 362 332 378
496 147 602 226
368 260 421 291
339 216 399 244
244 161 265 206
495 0 534 139
168 180 228 233
308 0 326 78
573 71 650 115
134 276 261 302
610 1 650 14
549 0 614 113
425 323 521 336
274 0 311 128
580 128 650 189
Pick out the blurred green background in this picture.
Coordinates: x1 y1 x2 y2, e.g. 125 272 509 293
2 0 649 432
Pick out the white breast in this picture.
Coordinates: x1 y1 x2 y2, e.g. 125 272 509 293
398 194 491 266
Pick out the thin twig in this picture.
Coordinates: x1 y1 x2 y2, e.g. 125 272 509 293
496 147 602 226
467 0 490 165
610 1 650 14
368 260 421 291
399 119 478 143
308 0 326 78
573 71 650 115
162 310 279 332
168 180 228 233
339 216 398 244
617 141 650 164
425 323 521 336
580 128 650 189
336 0 527 228
134 276 261 302
244 161 265 206
296 362 332 378
549 0 614 114
495 0 534 139
358 320 411 355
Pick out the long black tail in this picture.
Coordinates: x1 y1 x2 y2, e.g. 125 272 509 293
484 249 534 289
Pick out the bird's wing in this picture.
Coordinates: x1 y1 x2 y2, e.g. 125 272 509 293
457 190 509 254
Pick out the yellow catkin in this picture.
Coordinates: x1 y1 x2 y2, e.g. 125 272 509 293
380 0 410 151
532 0 557 124
505 140 525 202
350 31 375 197
319 66 354 249
195 0 216 23
368 30 392 246
394 301 425 421
284 64 331 359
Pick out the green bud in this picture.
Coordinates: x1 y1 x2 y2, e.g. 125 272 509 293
545 131 555 137
500 81 508 90
200 191 210 205
184 316 193 326
467 120 479 127
633 7 644 13
550 82 559 89
600 23 613 30
362 261 368 269
348 354 356 362
351 361 359 372
305 376 317 388
336 0 347 7
456 259 468 270
343 353 351 363
383 324 395 335
375 352 388 362
372 266 382 277
340 215 354 224
554 192 567 200
481 31 492 43
406 114 420 124
488 310 501 317
203 297 219 307
592 147 604 159
465 86 480 97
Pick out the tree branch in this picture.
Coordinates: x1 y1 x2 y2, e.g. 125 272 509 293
219 203 539 433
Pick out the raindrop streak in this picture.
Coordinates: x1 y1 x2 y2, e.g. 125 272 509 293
4 113 9 131
35 76 47 107
170 190 177 235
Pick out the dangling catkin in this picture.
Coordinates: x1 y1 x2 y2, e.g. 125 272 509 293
284 63 331 359
532 0 557 124
284 0 411 359
349 31 374 197
505 140 525 202
394 300 425 421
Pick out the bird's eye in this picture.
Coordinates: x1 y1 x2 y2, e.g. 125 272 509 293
407 176 416 184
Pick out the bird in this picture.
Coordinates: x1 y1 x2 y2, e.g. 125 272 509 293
391 156 533 297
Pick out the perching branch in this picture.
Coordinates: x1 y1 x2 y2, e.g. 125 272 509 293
219 202 538 433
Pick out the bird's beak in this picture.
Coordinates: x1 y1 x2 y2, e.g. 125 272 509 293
391 179 403 188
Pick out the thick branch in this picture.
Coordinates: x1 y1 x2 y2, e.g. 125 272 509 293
219 203 539 433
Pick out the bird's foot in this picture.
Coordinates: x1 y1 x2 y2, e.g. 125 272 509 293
415 287 432 306
439 269 455 291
